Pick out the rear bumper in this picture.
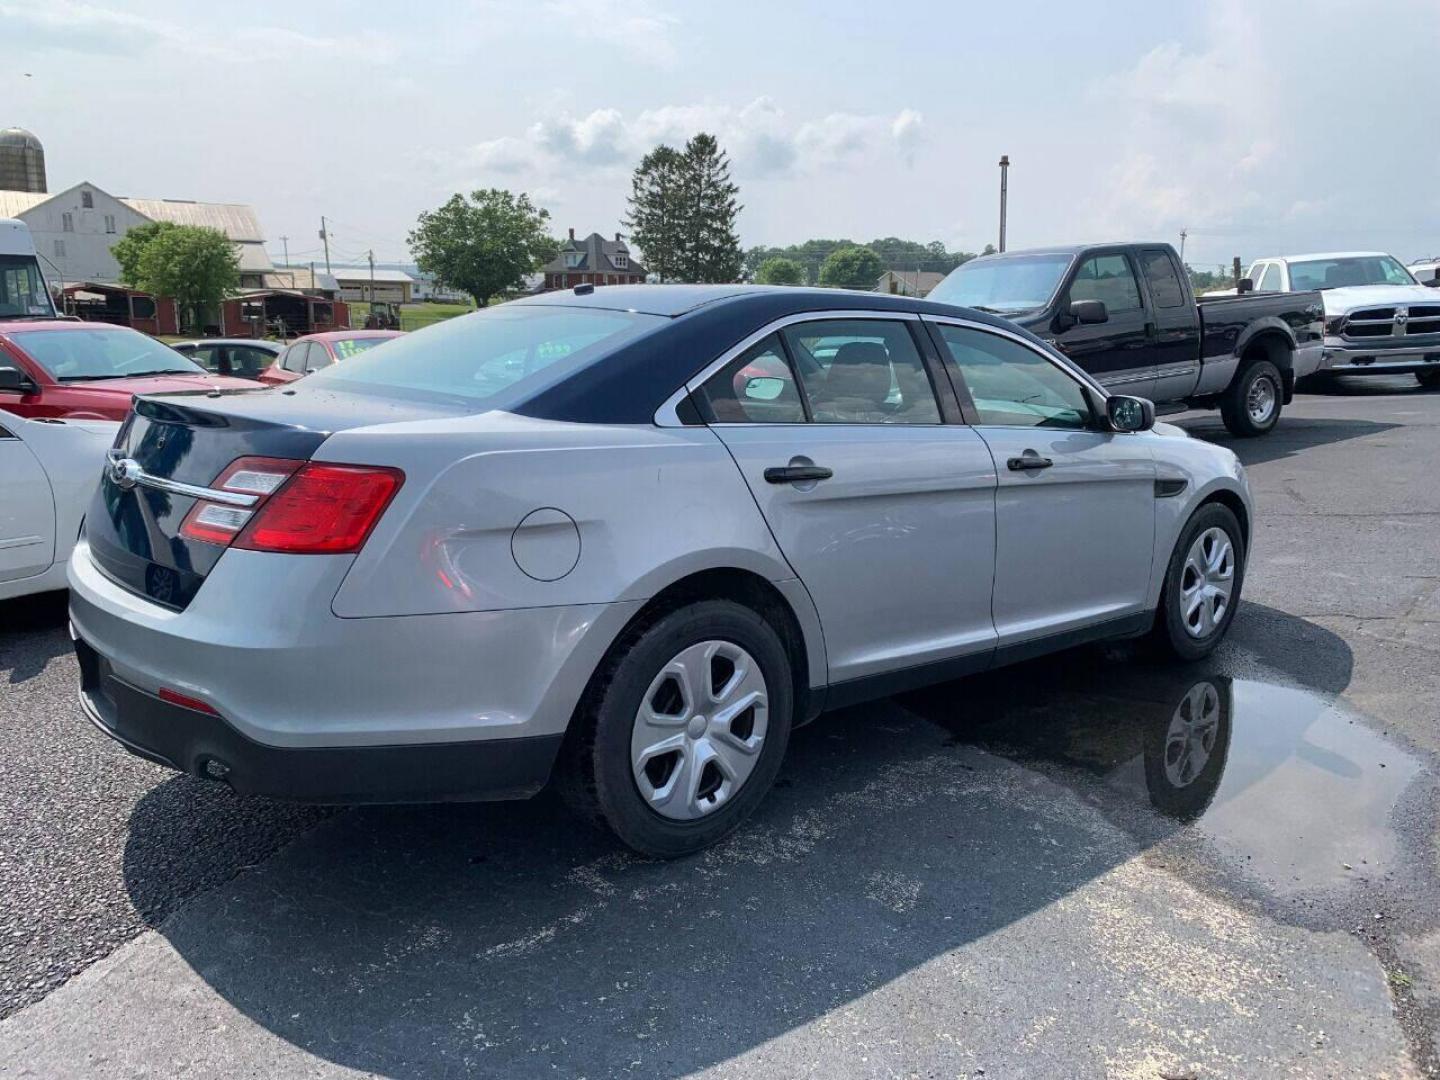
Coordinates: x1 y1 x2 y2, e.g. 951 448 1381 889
74 634 562 802
1320 341 1440 375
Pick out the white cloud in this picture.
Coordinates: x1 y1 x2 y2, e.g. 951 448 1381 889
455 99 925 183
540 0 679 68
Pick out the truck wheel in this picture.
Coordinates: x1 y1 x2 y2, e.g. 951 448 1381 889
1417 369 1440 389
1220 359 1283 437
557 599 794 858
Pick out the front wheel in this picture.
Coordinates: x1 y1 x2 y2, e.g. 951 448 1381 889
558 600 794 858
1150 503 1246 661
1220 359 1284 437
1417 368 1440 389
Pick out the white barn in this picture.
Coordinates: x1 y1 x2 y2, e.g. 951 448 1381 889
0 181 273 289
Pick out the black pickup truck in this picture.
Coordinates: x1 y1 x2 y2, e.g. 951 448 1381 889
928 242 1324 436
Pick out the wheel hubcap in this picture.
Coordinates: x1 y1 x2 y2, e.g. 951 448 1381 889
1246 375 1276 424
1179 526 1235 639
631 640 769 821
1164 681 1220 786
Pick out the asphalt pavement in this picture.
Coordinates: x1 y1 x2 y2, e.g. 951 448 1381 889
1 376 1438 1078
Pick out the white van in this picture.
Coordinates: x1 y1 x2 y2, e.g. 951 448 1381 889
0 218 58 319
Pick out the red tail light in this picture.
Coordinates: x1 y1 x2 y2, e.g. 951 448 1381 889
180 457 403 554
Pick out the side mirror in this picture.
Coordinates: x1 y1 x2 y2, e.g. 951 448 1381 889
1237 277 1255 294
1107 394 1155 433
0 365 36 393
1069 299 1109 325
744 376 785 401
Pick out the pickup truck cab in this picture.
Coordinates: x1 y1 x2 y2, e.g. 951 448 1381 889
0 321 259 421
930 243 1324 436
1242 252 1440 388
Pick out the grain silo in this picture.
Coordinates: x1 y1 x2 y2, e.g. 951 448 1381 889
0 128 46 193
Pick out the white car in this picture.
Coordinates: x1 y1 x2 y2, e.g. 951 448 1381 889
1 409 116 601
1242 252 1440 387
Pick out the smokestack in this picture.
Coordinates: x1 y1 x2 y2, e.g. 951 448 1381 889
615 232 622 242
568 227 575 241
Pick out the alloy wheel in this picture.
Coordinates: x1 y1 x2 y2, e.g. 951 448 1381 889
1179 526 1235 638
1163 681 1221 787
630 640 769 820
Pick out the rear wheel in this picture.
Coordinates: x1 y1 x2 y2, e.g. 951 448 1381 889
558 600 793 858
1417 369 1440 389
1150 503 1246 661
1220 358 1283 437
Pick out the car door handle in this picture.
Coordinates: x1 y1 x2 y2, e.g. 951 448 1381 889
1007 451 1053 472
764 465 833 484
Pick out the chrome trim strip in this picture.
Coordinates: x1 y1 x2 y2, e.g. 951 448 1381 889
134 473 258 507
653 309 924 427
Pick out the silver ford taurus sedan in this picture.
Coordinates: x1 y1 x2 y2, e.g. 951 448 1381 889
69 285 1251 856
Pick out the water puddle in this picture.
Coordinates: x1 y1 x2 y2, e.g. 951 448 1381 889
899 655 1421 897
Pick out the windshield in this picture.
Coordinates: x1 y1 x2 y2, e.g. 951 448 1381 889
0 255 55 319
928 253 1073 314
1289 255 1416 291
7 327 206 381
310 304 665 407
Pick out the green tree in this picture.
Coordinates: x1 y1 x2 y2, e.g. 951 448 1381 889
818 245 886 290
110 221 178 284
754 256 805 286
408 189 558 307
116 224 239 331
627 133 743 283
625 145 685 282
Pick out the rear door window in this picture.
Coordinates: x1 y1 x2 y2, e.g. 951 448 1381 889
1255 264 1280 292
697 334 806 423
781 319 941 424
1138 249 1186 308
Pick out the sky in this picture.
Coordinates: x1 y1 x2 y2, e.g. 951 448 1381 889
4 0 1439 272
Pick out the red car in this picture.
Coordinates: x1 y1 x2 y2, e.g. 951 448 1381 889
0 321 259 422
258 330 404 385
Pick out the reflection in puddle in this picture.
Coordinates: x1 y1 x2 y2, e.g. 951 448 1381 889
900 657 1420 896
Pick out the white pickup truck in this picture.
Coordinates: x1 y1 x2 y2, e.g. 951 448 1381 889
1239 251 1440 388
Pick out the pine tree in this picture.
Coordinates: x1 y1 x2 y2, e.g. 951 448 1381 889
679 134 742 283
625 145 684 283
626 133 742 284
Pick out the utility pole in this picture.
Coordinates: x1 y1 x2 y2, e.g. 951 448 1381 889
319 217 331 274
279 235 293 288
367 249 375 304
1179 229 1188 262
998 155 1010 252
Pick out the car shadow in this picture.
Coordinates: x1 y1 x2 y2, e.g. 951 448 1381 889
0 590 72 685
112 602 1424 1077
1175 414 1402 467
1302 374 1436 398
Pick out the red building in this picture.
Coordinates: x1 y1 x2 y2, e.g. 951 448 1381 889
543 229 647 290
63 283 179 335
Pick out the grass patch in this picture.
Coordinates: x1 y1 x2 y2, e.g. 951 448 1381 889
348 300 476 331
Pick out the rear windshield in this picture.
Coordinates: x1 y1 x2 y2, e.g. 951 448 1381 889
309 305 665 407
7 327 205 381
331 336 392 360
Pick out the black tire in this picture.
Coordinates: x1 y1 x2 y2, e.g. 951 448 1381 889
1417 368 1440 389
557 599 794 858
1150 502 1246 661
1220 358 1283 437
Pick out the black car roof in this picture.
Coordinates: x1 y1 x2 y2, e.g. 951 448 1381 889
513 284 1037 424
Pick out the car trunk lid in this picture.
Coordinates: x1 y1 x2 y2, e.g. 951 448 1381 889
84 385 465 609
